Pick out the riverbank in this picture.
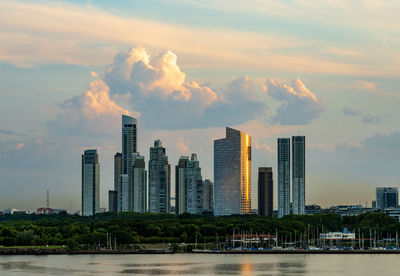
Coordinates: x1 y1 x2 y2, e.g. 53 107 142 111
2 247 400 255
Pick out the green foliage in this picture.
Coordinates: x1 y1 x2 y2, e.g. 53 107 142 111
0 211 399 248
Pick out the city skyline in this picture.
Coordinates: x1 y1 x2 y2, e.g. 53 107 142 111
1 1 399 212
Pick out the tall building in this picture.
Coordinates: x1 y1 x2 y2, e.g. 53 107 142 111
108 190 118 213
292 136 305 215
277 138 290 218
81 149 100 216
214 127 251 216
132 153 147 213
108 152 122 212
114 153 122 191
175 156 189 214
202 179 214 213
258 167 273 216
376 187 398 209
122 115 137 175
186 154 203 214
118 174 129 212
120 115 137 212
148 140 171 213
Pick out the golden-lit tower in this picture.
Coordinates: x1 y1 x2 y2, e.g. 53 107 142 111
214 127 251 215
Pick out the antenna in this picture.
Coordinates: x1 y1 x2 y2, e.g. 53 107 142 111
46 189 50 208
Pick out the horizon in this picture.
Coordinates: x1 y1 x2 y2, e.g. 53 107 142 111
0 0 399 212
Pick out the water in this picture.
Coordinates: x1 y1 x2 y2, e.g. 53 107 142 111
0 254 398 275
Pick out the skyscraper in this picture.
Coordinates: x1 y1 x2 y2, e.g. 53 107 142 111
122 115 137 176
376 187 398 209
278 138 290 218
81 149 100 216
132 153 147 213
148 140 171 213
108 190 117 213
214 127 251 216
108 152 121 212
185 154 203 214
202 179 214 213
292 136 305 215
114 153 122 191
118 174 129 212
175 156 189 214
258 167 273 216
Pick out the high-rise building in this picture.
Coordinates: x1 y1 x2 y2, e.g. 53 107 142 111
122 115 137 175
214 127 251 216
202 179 214 213
120 115 137 212
175 156 189 214
278 138 290 218
186 154 203 214
258 167 273 216
114 153 122 191
376 187 398 209
108 152 122 212
108 190 118 213
148 140 171 213
292 136 305 215
132 153 147 213
118 174 129 212
81 149 100 216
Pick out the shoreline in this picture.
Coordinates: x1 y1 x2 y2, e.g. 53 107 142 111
2 248 400 255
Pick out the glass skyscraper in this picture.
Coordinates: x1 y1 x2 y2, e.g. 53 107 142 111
258 167 273 217
108 152 121 212
175 156 189 214
148 140 171 213
202 179 214 213
81 149 100 216
278 138 290 218
132 153 147 213
214 127 251 216
292 136 305 215
376 187 398 209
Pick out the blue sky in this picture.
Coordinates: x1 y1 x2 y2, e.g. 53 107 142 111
0 0 399 212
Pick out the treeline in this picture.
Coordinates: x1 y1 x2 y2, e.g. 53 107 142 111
0 211 399 249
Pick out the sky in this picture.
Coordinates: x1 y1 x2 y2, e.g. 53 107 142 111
0 0 399 212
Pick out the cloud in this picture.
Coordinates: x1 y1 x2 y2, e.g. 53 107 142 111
342 107 358 116
49 47 324 136
1 1 399 77
47 80 132 137
354 80 377 91
267 78 325 125
362 115 382 124
175 138 190 155
11 143 24 150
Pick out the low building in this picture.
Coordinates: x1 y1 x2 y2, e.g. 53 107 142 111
320 229 355 240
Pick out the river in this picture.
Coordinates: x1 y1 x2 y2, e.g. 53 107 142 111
0 254 398 275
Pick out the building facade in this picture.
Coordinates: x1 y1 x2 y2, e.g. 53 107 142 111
376 187 398 209
202 179 214 213
118 174 129 212
214 127 251 216
132 153 147 213
81 149 100 216
258 167 273 216
121 115 137 211
277 138 290 218
108 152 122 212
148 140 171 213
185 154 203 214
175 156 189 214
292 136 305 215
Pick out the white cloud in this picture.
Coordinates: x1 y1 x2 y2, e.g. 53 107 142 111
342 107 358 116
49 47 324 136
267 78 325 125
